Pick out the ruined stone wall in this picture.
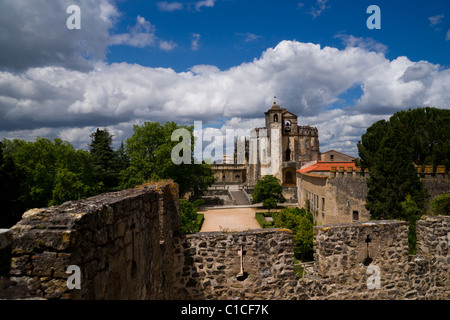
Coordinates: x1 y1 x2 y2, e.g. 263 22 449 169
0 229 12 277
411 215 449 299
171 229 296 300
308 220 411 299
2 183 180 300
1 183 448 300
294 216 449 300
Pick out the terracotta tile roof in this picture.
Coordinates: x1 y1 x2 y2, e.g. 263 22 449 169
297 161 357 174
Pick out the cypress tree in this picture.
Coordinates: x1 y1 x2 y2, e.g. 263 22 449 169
89 128 120 192
366 126 427 220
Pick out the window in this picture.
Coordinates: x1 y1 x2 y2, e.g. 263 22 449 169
284 120 291 132
285 148 291 161
274 114 278 122
322 197 325 212
330 154 334 161
285 171 293 184
353 211 359 221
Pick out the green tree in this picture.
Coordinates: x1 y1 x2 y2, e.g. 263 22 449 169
430 192 450 216
0 142 24 227
356 119 390 170
252 175 286 211
89 128 121 192
365 127 428 220
400 195 423 254
358 107 450 170
116 140 130 172
389 107 450 169
274 207 314 261
2 137 100 210
179 199 199 234
119 121 215 198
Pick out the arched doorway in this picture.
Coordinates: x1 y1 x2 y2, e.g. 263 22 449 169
282 168 296 186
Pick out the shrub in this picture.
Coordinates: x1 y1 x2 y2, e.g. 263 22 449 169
255 212 268 228
195 214 205 232
274 207 314 261
179 199 199 234
430 192 450 216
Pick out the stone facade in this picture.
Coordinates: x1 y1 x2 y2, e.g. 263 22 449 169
298 164 449 226
310 220 411 299
211 163 246 185
320 150 356 162
412 215 449 299
247 102 320 191
298 168 370 225
211 101 320 201
0 183 448 300
171 229 295 300
1 182 180 299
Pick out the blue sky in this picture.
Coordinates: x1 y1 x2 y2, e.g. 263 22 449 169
0 0 449 157
108 0 450 70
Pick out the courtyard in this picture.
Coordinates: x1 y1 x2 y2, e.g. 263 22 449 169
198 207 262 232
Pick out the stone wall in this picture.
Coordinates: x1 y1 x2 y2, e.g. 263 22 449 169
411 215 449 299
0 182 448 300
0 229 12 276
1 182 180 299
171 229 296 300
167 216 449 300
308 220 411 299
298 165 448 226
298 172 370 226
328 173 371 223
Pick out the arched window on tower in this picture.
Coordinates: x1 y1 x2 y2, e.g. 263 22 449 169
273 114 278 122
284 120 291 132
285 148 291 161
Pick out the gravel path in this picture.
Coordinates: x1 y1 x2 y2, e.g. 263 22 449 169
198 207 262 232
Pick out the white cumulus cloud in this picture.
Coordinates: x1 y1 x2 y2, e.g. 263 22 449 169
156 1 184 12
0 40 449 156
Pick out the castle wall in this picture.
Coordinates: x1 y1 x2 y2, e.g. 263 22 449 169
1 184 448 300
298 165 448 226
327 172 371 224
211 164 246 184
412 215 449 299
1 183 180 299
297 171 370 226
171 229 295 300
309 220 411 299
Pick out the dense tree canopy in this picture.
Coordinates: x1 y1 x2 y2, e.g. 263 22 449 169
119 121 215 198
365 126 428 221
0 121 216 227
0 137 100 227
252 175 285 211
357 107 450 170
357 107 449 253
0 142 23 227
89 128 121 192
